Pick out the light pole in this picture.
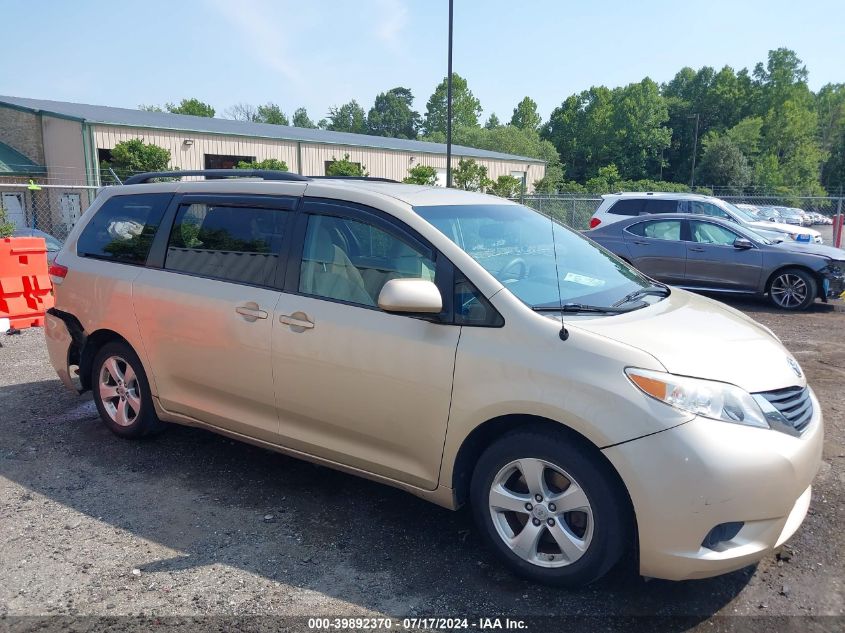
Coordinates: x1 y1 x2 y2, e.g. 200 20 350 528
689 112 700 188
445 0 454 188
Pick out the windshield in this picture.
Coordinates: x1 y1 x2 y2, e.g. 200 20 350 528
723 201 760 223
415 203 654 309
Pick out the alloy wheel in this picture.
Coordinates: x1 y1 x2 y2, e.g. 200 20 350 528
770 273 808 309
488 458 594 568
98 355 142 427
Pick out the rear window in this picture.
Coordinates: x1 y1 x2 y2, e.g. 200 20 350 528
643 199 678 213
607 199 645 215
76 193 171 265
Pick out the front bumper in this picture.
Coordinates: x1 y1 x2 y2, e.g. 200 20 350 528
819 266 845 299
603 389 823 581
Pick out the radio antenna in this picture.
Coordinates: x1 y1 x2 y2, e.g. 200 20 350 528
549 208 569 341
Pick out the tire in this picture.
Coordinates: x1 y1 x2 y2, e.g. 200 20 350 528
470 429 630 587
768 268 817 311
91 341 165 438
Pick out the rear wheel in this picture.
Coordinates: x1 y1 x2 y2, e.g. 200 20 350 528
470 429 630 587
92 341 165 438
769 268 817 311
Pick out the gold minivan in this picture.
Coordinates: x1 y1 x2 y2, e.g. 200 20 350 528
45 171 823 586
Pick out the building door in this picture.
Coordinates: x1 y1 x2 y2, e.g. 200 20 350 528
59 193 82 232
1 192 26 229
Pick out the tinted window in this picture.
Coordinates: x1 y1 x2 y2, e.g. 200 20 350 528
77 193 171 264
679 200 731 220
690 221 740 246
643 199 678 214
165 203 289 286
607 199 644 216
627 220 682 241
299 214 435 307
454 270 503 326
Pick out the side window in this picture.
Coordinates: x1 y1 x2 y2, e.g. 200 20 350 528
165 203 289 286
643 199 678 214
76 193 171 265
627 220 681 241
454 270 504 327
299 214 435 308
607 199 644 216
680 200 730 220
690 221 740 246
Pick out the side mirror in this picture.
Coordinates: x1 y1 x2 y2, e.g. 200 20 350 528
734 238 753 249
378 278 443 314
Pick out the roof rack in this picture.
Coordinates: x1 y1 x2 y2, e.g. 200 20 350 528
123 169 310 185
310 176 400 183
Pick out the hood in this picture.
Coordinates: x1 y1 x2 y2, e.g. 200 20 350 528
747 220 819 237
771 241 845 260
572 290 806 394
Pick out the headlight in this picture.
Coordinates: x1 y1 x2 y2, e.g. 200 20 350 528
626 368 769 429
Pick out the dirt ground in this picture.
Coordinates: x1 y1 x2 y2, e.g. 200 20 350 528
0 296 843 632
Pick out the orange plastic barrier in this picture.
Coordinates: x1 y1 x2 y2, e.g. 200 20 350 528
0 236 54 329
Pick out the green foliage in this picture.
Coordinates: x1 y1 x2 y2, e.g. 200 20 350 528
293 107 318 128
236 158 289 171
484 113 501 129
451 158 491 192
165 98 215 117
102 138 171 182
0 204 15 238
423 73 482 136
367 87 420 139
533 163 565 193
327 100 367 134
489 175 523 198
403 164 438 185
585 164 621 193
698 134 750 192
326 153 367 177
256 103 289 125
510 96 542 131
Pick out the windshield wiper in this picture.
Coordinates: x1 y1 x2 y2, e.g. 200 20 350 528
533 303 632 314
612 284 670 307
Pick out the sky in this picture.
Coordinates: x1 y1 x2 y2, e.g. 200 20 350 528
2 0 843 124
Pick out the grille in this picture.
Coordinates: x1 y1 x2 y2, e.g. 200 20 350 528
756 386 813 433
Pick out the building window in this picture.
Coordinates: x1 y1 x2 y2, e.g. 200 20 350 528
97 148 113 163
204 154 255 170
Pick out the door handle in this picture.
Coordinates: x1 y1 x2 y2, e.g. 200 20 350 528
279 312 315 330
235 302 268 321
688 247 706 252
632 240 649 245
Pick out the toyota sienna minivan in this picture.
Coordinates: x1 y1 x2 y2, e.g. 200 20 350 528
45 170 823 587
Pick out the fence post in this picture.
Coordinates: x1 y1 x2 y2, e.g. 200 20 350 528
571 198 575 227
835 197 843 249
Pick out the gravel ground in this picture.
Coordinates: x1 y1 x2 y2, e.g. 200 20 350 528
0 296 843 632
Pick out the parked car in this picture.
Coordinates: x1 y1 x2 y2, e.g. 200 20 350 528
771 206 805 226
12 227 63 264
45 170 823 587
589 193 824 243
587 213 845 310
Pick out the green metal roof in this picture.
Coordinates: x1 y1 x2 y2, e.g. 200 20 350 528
0 141 45 176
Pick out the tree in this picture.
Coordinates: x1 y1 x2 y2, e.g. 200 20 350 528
609 79 671 180
293 107 318 128
533 163 564 193
510 96 542 131
403 164 438 185
484 113 501 129
0 203 15 238
101 138 171 182
367 87 420 139
236 158 289 171
489 174 523 198
326 100 367 134
138 104 164 112
451 158 491 192
326 153 367 176
698 134 751 192
423 73 482 136
226 103 259 121
585 164 621 193
165 98 215 117
256 103 289 125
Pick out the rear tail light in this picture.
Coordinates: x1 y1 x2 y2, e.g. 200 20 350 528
589 217 602 229
49 262 68 283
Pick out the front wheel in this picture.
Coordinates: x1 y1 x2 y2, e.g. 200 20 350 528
768 268 817 311
470 430 631 587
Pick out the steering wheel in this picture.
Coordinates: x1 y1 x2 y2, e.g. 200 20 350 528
499 257 528 281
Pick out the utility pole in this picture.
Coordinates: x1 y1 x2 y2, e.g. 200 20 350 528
445 0 454 188
689 113 700 188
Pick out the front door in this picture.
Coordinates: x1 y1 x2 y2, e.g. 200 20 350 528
272 200 460 489
133 194 299 443
685 220 763 291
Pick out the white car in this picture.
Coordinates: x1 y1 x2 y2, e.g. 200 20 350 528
590 193 823 244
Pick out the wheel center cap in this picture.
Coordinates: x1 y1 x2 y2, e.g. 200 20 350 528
532 505 549 521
